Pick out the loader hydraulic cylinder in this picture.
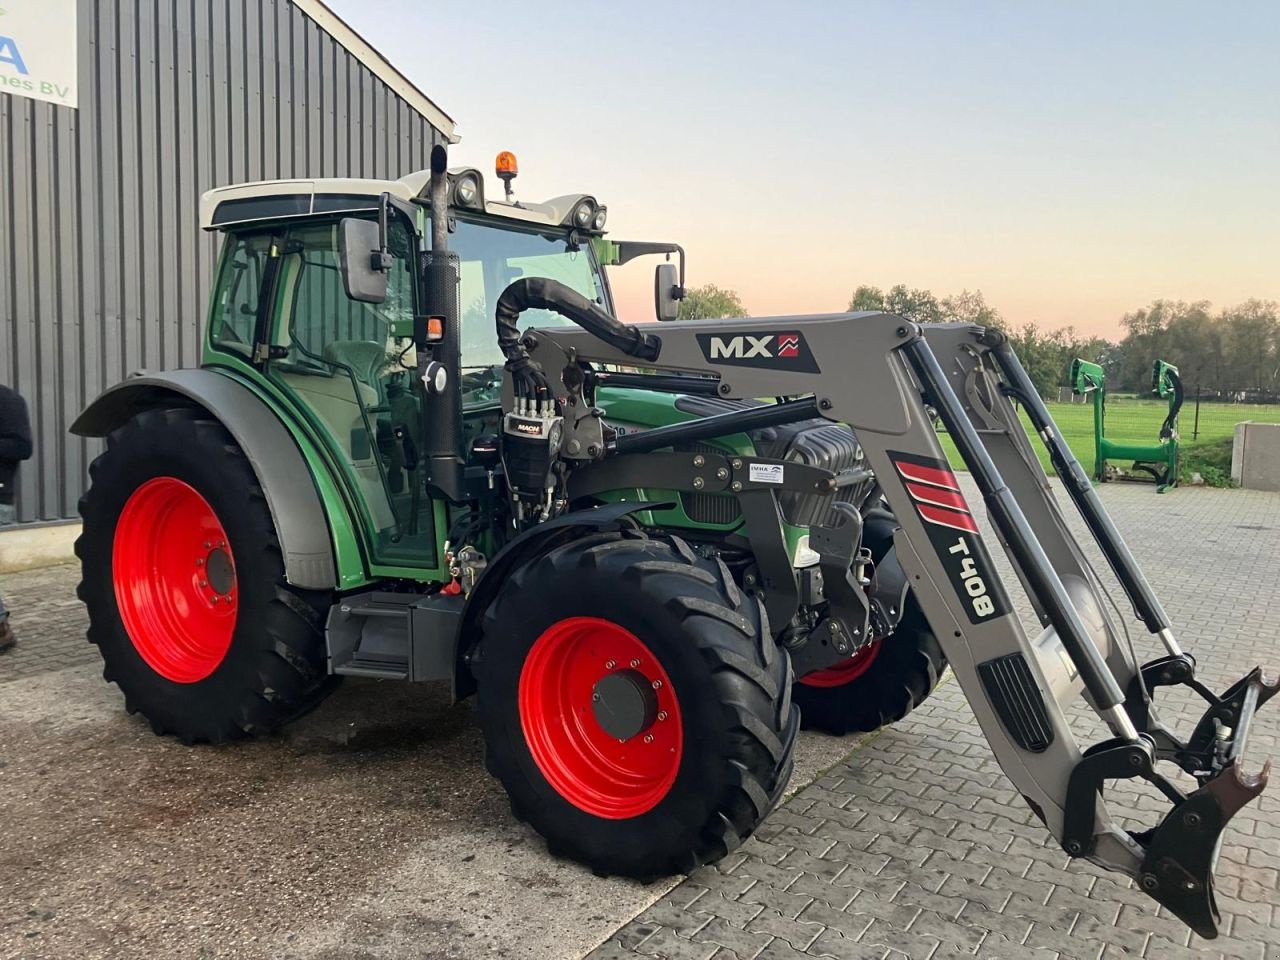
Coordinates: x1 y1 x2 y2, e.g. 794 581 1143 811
903 337 1138 739
985 334 1177 650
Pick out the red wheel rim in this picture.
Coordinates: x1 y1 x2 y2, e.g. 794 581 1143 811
112 477 238 684
518 617 683 819
798 640 881 688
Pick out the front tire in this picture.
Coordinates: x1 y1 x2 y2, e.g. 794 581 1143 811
77 407 337 744
476 531 798 877
792 596 946 735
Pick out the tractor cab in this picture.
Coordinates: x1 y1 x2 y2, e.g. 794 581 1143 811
195 156 681 573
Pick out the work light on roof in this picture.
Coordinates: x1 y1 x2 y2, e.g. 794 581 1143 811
455 177 477 206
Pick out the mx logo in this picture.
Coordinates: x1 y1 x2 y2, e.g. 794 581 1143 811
696 330 819 373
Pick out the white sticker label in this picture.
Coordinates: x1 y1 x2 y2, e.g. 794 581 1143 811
749 463 785 485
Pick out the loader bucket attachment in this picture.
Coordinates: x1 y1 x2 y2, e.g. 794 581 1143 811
519 310 1276 939
1142 756 1269 937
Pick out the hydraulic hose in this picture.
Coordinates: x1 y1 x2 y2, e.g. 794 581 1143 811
495 278 661 401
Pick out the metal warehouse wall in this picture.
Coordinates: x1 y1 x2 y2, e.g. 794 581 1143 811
0 0 447 523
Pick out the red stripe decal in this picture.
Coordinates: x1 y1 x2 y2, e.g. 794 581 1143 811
906 481 970 513
917 503 979 533
896 461 961 491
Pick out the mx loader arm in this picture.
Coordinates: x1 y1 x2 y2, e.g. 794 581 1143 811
514 307 1275 939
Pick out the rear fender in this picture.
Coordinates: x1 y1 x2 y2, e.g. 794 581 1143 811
72 369 343 591
452 500 671 700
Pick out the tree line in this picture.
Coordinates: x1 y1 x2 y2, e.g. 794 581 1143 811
677 281 1279 401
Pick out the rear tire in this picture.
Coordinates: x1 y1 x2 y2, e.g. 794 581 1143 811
793 596 946 735
475 531 797 877
77 407 337 744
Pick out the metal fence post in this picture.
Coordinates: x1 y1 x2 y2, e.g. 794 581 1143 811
1193 384 1201 440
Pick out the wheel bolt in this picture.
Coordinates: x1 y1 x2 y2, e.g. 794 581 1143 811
658 711 668 721
643 734 654 744
604 660 616 670
199 580 208 588
652 680 662 689
204 542 212 549
592 692 600 702
629 659 640 668
196 558 205 567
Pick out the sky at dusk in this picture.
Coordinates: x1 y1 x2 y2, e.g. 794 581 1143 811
329 0 1279 338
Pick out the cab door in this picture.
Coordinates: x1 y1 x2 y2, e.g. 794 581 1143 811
261 220 439 569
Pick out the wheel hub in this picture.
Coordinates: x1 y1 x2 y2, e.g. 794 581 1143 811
204 546 235 596
592 669 659 741
517 617 683 819
112 477 238 684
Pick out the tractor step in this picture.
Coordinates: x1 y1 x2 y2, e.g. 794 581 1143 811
333 652 410 680
326 590 463 683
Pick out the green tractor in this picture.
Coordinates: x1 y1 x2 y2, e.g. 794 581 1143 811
1070 357 1183 492
73 147 1274 935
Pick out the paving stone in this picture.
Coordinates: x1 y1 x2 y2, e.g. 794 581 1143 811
797 899 877 941
643 899 715 939
692 917 773 958
692 893 765 929
788 872 858 910
636 926 720 960
807 928 889 959
743 908 824 951
739 881 814 920
860 917 946 959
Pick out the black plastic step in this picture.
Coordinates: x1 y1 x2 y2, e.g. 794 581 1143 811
333 652 409 680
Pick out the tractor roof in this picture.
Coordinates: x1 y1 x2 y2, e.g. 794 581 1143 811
199 167 603 234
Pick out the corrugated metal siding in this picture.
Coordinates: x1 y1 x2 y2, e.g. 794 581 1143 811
0 0 445 522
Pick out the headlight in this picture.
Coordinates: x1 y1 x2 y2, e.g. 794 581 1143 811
592 208 607 231
454 175 479 207
573 201 594 227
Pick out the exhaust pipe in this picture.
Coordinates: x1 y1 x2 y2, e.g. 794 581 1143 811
421 143 465 500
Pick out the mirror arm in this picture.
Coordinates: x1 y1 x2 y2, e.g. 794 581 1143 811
372 192 393 272
613 241 687 298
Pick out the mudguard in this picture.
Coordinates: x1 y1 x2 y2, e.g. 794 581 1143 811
70 369 337 590
451 500 671 699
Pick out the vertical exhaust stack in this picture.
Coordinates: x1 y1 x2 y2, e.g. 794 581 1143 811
422 143 465 500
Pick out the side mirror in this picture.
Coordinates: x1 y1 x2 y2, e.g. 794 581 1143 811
338 217 389 304
655 262 681 322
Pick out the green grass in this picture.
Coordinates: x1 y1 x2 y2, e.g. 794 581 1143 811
937 398 1280 487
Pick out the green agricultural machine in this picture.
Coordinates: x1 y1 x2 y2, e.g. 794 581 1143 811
73 146 1273 937
1070 358 1183 492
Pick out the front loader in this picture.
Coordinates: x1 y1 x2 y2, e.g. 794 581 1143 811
71 146 1271 939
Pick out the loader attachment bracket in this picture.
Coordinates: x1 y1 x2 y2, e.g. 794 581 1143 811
1138 755 1270 939
1125 658 1280 779
1065 666 1276 938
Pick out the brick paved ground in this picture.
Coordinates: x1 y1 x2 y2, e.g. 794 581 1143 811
588 480 1280 960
